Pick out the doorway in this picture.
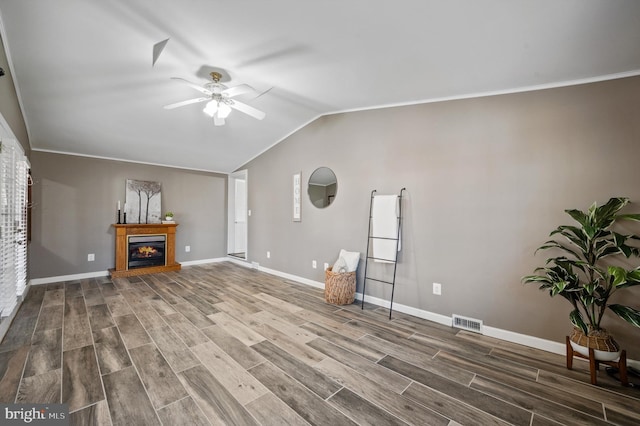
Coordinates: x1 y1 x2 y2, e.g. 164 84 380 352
228 170 248 259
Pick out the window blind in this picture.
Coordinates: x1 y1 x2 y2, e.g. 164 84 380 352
0 138 28 319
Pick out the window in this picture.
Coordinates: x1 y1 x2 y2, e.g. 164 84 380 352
0 136 28 320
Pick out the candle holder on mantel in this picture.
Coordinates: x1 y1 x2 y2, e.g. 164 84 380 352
123 212 127 224
116 209 121 224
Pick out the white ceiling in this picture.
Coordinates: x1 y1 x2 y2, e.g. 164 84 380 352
1 1 640 173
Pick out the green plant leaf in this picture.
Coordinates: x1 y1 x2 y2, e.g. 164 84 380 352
521 275 551 285
565 208 589 229
610 267 640 289
550 226 588 252
594 197 629 229
608 266 627 287
608 304 640 328
617 213 640 222
580 295 595 307
611 232 637 258
569 309 588 334
551 281 568 296
536 240 582 260
525 197 640 332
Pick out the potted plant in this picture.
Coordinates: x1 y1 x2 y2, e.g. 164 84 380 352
522 197 640 361
164 211 174 221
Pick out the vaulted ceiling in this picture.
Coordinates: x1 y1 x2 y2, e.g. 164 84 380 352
1 1 639 173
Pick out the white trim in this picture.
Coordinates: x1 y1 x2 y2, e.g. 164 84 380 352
233 116 320 171
483 325 565 355
260 266 325 290
180 258 228 266
30 148 229 175
15 67 640 176
234 70 640 172
28 257 231 283
227 170 249 259
0 12 32 146
359 294 564 355
229 263 606 359
225 256 251 267
26 259 639 366
29 270 109 285
324 70 640 116
353 292 454 327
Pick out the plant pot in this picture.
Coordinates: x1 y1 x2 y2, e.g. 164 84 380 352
569 328 622 362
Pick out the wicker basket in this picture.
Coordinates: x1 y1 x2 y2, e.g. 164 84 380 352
569 327 620 352
324 266 356 305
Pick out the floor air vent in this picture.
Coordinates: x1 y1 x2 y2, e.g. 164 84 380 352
452 314 483 334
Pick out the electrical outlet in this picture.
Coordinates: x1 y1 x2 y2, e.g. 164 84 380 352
433 282 442 295
312 260 317 269
185 245 191 252
87 253 95 262
324 262 329 270
248 209 252 216
267 251 271 258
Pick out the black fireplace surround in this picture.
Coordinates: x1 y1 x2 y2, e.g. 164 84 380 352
128 235 166 269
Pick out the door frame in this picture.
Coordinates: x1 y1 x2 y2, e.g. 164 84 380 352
227 169 248 259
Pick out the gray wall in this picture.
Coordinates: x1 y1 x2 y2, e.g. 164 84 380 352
30 151 227 278
0 33 30 155
241 76 640 358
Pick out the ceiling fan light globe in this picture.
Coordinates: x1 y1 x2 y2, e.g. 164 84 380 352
218 103 232 118
213 115 225 126
203 101 218 117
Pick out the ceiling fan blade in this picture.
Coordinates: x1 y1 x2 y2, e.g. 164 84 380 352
230 100 266 120
222 84 255 98
163 97 209 109
152 38 170 67
170 77 212 95
252 86 273 100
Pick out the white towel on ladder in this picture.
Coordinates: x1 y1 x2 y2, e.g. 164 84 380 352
372 195 400 263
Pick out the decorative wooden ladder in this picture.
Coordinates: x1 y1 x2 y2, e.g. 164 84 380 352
361 188 406 319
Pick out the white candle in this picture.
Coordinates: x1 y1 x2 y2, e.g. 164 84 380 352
118 200 121 210
124 202 127 211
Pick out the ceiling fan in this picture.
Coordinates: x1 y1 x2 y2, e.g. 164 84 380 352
164 72 266 126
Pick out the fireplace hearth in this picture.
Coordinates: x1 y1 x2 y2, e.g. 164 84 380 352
128 235 166 269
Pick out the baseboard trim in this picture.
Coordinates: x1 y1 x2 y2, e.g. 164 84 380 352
232 262 582 358
482 325 565 355
181 257 229 266
258 265 326 290
28 260 637 365
355 292 455 327
30 270 110 285
28 257 230 284
225 256 251 267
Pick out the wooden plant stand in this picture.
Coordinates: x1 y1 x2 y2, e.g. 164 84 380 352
566 336 628 386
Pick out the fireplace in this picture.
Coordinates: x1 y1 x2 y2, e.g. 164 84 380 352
128 235 166 269
111 223 180 278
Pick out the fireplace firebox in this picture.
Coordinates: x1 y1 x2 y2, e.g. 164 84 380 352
128 235 166 269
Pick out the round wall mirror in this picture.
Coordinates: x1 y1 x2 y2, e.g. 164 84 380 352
308 167 337 208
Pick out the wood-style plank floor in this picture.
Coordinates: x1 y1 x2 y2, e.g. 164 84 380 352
1 262 638 425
